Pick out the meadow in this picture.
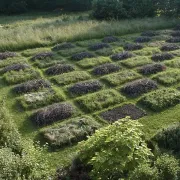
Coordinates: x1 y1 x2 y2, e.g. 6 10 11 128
0 12 180 173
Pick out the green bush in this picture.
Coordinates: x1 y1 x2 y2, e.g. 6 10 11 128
92 0 156 19
78 117 153 179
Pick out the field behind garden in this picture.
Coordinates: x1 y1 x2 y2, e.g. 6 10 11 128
0 12 180 173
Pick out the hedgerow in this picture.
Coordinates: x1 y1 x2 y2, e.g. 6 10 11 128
123 44 143 51
31 52 54 61
160 44 179 51
71 52 95 61
111 51 133 61
151 53 174 61
0 52 16 60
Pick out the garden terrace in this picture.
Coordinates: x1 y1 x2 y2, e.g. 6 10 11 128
71 52 95 61
89 43 110 51
19 90 64 110
45 64 75 76
31 103 75 126
1 63 30 74
102 70 141 86
52 43 75 51
171 31 180 37
68 80 103 96
0 52 16 60
100 104 146 122
42 116 102 148
166 37 180 43
123 44 143 51
102 36 119 43
139 88 180 111
3 69 40 85
151 53 174 61
160 44 180 51
75 89 125 113
52 71 91 86
121 56 152 68
31 52 54 61
122 78 158 97
141 31 158 37
153 69 180 86
77 57 111 69
92 63 120 76
14 79 51 94
138 64 166 75
111 51 134 61
135 36 151 43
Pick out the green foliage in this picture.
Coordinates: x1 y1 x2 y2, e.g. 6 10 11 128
78 117 153 179
76 89 126 112
102 70 141 86
165 58 180 68
140 88 180 111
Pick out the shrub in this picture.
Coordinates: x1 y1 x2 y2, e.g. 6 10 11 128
52 43 75 51
71 52 95 61
42 116 101 148
135 36 151 43
78 117 152 179
122 78 158 97
139 88 180 111
121 56 152 68
1 63 30 74
141 31 158 37
111 51 133 61
31 103 75 126
76 89 125 112
45 64 75 76
151 52 174 61
102 70 141 86
92 63 120 76
171 31 180 37
89 43 110 51
77 57 112 69
124 44 143 51
160 44 180 51
92 0 156 20
31 52 54 61
3 69 40 85
53 71 91 86
68 80 103 96
19 90 64 110
153 69 180 85
153 124 180 153
14 79 51 94
102 36 118 43
155 154 180 180
0 52 16 60
138 63 166 75
166 37 180 43
100 104 146 122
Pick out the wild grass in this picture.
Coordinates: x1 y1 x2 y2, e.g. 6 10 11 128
0 13 179 51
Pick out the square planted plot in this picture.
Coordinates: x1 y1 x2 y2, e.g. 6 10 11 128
160 44 179 51
19 89 65 110
123 44 143 51
71 52 95 61
138 63 166 75
100 104 146 122
77 57 112 69
121 56 152 68
139 88 180 111
31 52 54 61
68 80 103 97
111 51 134 61
52 42 75 51
102 70 141 86
152 70 180 86
3 69 40 85
166 37 180 43
122 78 158 97
31 102 76 127
0 52 17 60
45 64 75 76
14 79 51 94
165 59 180 68
75 89 126 113
89 43 110 51
52 71 91 86
92 63 120 76
1 63 30 74
151 53 174 62
58 47 85 57
41 116 102 148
